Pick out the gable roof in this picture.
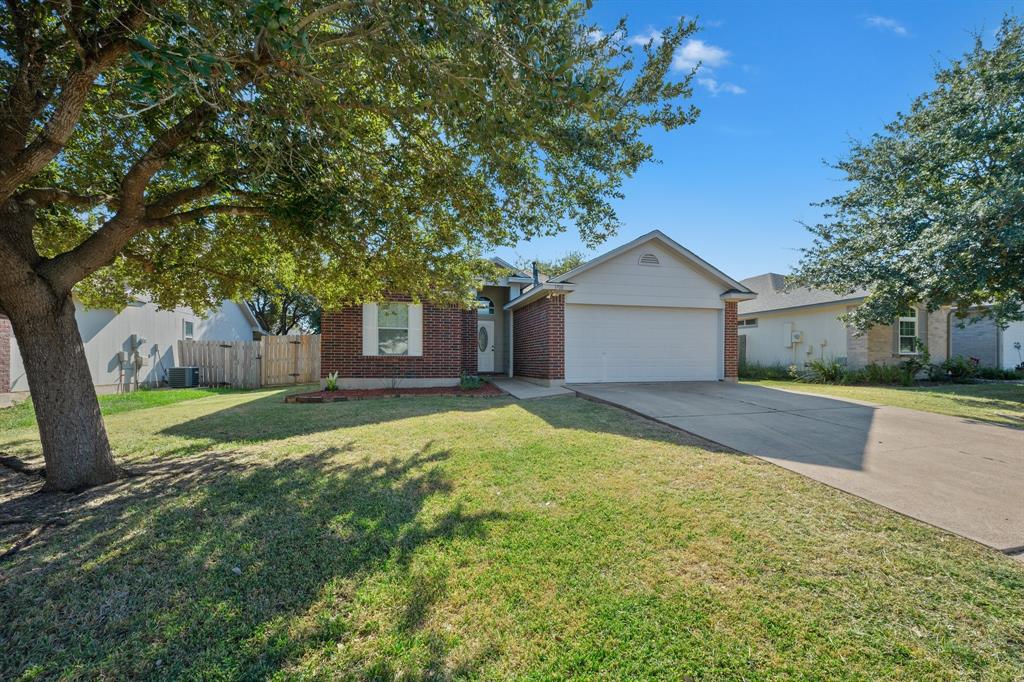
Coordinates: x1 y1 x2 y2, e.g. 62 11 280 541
548 230 754 294
488 256 533 281
738 273 868 316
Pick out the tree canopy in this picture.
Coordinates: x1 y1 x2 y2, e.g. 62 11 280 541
4 0 700 314
793 18 1024 329
516 250 589 277
247 286 320 335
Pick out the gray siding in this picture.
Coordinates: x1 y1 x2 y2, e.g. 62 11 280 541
951 314 999 367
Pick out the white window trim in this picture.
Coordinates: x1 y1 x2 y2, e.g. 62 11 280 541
738 318 758 328
183 319 194 340
897 309 918 355
362 303 423 356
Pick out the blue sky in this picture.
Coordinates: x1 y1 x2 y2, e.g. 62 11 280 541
492 0 1017 280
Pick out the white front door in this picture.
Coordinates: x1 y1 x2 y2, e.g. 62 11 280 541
477 320 495 373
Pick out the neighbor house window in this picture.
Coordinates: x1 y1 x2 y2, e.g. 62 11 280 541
183 320 194 339
476 296 494 316
898 308 918 354
738 318 758 328
377 303 409 356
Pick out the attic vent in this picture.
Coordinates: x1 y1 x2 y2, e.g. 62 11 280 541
638 253 660 266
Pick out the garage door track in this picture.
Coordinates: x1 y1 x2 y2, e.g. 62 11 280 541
570 381 1024 557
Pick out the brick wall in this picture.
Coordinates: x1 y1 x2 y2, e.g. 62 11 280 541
321 299 471 381
460 308 477 375
512 294 564 381
0 314 10 392
724 301 738 381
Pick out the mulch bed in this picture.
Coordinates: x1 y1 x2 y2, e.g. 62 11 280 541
285 382 506 403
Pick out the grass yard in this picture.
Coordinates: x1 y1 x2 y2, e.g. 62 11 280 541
1 388 1022 679
0 386 242 431
744 380 1024 429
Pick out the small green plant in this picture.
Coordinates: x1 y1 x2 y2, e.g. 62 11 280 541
460 374 484 390
790 358 846 384
897 341 930 386
324 371 340 391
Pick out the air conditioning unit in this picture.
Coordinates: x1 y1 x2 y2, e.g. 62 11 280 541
167 366 199 388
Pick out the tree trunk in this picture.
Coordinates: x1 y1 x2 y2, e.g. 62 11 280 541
5 290 120 491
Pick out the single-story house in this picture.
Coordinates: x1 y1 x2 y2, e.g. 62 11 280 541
737 273 1024 370
0 298 263 395
320 230 756 388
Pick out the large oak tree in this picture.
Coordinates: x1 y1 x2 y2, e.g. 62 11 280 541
794 19 1024 330
0 1 699 490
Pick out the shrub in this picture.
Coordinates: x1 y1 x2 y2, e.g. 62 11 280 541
790 358 846 384
941 355 978 383
976 366 1024 380
460 374 484 390
324 371 340 392
739 362 792 381
896 342 930 386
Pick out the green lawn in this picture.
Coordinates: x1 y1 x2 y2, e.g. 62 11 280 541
1 389 1022 679
744 380 1024 429
0 386 242 430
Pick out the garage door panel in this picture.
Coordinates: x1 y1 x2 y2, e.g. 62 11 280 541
565 304 720 382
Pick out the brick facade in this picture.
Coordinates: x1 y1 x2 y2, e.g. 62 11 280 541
321 298 475 385
512 294 565 382
724 301 738 381
0 314 10 392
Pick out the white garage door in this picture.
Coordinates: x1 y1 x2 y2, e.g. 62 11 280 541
565 304 721 382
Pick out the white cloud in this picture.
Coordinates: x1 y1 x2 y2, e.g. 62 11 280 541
865 16 908 36
629 28 664 47
697 77 746 96
586 28 604 43
672 39 730 71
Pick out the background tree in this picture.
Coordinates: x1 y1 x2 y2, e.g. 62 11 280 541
793 18 1024 330
247 286 320 335
0 1 700 490
515 250 589 277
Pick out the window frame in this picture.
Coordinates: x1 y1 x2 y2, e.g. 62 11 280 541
897 308 918 355
182 320 194 340
476 296 494 316
737 318 758 328
376 302 410 356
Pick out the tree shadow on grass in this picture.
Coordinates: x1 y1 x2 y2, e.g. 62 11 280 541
0 441 508 679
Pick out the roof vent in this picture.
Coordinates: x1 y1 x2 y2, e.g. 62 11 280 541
638 253 660 266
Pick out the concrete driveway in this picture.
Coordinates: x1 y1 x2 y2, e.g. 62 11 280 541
569 381 1024 557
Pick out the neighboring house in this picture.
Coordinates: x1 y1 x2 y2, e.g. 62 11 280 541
0 298 263 394
948 309 1024 370
737 273 955 369
320 230 755 388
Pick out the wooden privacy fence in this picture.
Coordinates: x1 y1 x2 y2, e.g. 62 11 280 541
260 334 321 386
177 335 320 389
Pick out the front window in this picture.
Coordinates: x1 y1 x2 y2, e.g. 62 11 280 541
377 303 409 355
738 318 758 328
476 296 494 316
898 308 918 354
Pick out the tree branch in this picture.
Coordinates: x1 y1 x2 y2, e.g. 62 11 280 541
0 1 161 201
16 187 114 210
145 204 269 228
144 179 221 218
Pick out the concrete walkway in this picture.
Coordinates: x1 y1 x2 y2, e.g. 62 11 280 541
491 378 575 400
570 381 1024 557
